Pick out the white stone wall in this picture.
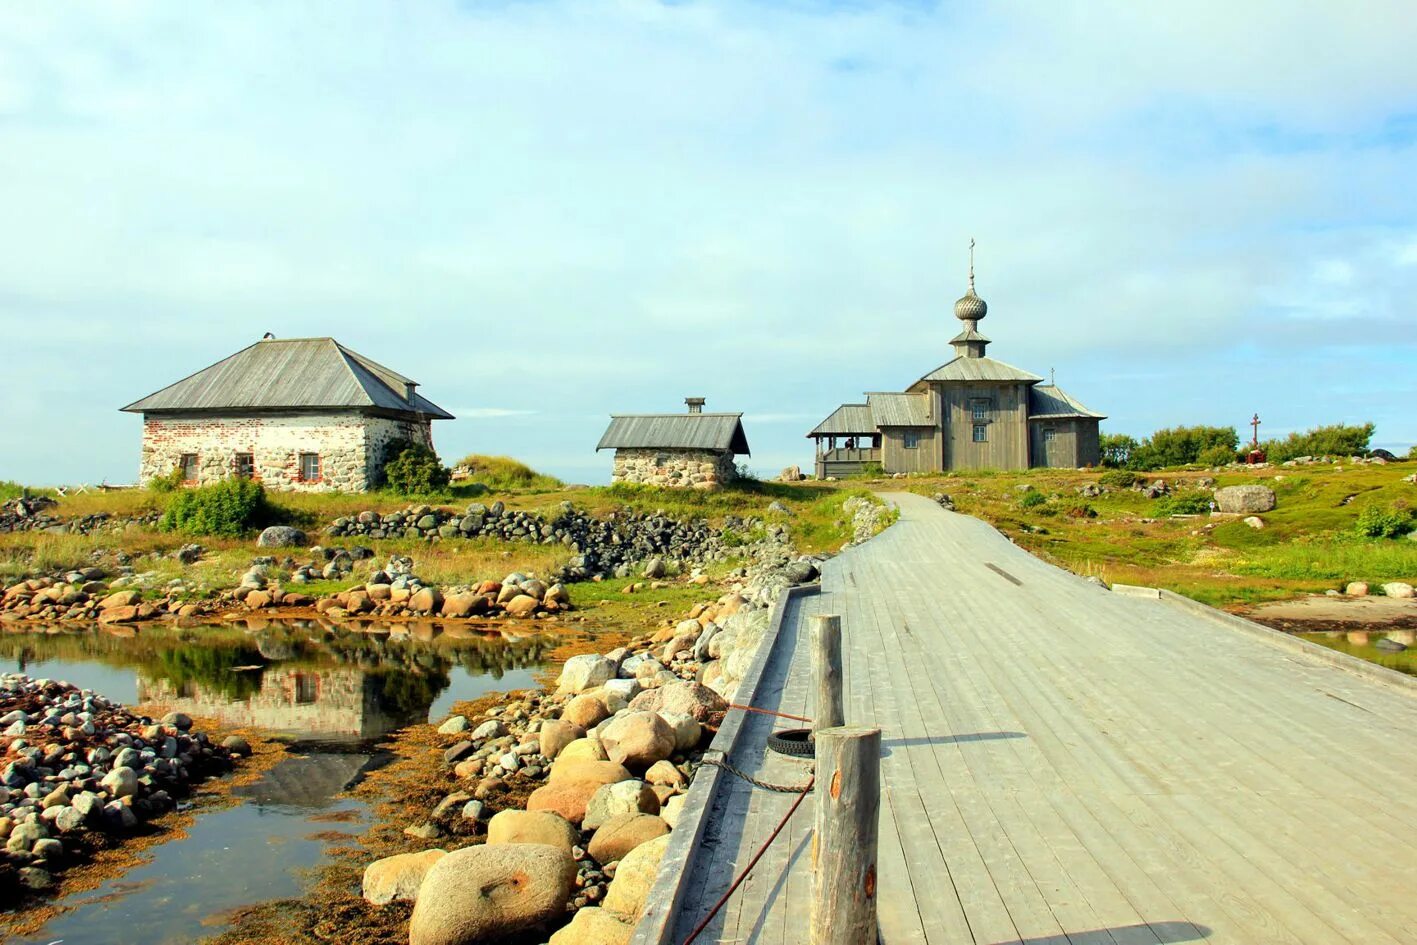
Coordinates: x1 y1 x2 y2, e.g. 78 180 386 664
611 448 737 489
138 413 434 492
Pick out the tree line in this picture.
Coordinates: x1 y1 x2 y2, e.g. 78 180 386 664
1100 422 1384 470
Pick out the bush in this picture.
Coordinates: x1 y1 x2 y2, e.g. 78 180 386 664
147 466 187 494
1262 423 1375 462
1064 503 1097 519
160 478 276 537
1354 504 1414 539
1018 489 1047 509
1196 444 1238 467
1099 433 1138 469
1156 493 1213 516
453 454 562 491
385 441 451 496
1098 469 1138 489
1129 426 1238 470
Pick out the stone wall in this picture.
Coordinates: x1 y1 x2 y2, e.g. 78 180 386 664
138 413 435 493
611 448 737 490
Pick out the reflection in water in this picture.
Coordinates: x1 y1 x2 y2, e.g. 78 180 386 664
1300 627 1417 676
0 618 560 944
0 618 556 742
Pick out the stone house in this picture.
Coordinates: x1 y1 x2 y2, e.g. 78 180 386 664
596 398 750 489
122 336 453 492
808 250 1104 477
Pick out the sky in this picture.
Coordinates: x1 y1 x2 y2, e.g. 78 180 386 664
2 1 1415 486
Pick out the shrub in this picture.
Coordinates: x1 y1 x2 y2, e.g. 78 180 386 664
1129 426 1238 470
1262 423 1375 462
1156 493 1213 516
1196 444 1238 467
160 478 276 537
147 466 187 494
1099 433 1138 469
454 454 562 491
1098 469 1138 489
384 441 451 496
1353 504 1414 539
1064 503 1097 519
1018 489 1047 509
857 462 885 478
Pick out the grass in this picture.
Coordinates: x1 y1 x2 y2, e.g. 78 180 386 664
453 454 563 492
877 461 1417 609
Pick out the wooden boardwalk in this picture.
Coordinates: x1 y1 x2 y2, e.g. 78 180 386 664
651 492 1417 945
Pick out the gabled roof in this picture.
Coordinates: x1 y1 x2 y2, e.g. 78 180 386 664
809 404 875 437
1028 384 1107 420
916 356 1044 385
121 337 453 418
596 413 750 455
866 391 932 427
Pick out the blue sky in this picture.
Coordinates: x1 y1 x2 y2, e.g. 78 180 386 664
2 1 1415 485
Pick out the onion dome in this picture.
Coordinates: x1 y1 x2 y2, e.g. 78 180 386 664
954 290 987 321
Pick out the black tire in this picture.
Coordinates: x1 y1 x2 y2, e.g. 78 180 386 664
767 727 815 757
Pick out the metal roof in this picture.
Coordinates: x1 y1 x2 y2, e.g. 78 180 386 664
1028 384 1107 420
808 404 875 437
866 392 932 427
121 338 453 419
917 356 1044 384
596 413 750 455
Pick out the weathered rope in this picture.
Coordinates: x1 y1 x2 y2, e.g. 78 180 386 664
699 755 815 794
681 775 816 945
726 702 813 724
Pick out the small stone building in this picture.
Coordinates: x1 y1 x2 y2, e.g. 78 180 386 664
596 398 750 489
808 249 1105 476
122 336 453 492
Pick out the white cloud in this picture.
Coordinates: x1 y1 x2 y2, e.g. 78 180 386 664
0 1 1415 486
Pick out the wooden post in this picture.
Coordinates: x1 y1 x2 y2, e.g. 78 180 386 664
811 726 881 945
812 614 844 731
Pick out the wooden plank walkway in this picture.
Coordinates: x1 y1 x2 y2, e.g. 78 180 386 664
658 492 1417 945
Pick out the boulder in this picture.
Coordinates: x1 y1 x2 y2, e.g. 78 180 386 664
1382 582 1415 600
362 849 447 905
1346 582 1371 597
645 759 687 788
599 711 676 769
583 779 660 831
100 766 138 798
409 587 443 614
603 833 672 921
563 693 610 729
628 680 726 724
1213 485 1277 514
539 719 583 760
505 594 540 617
659 711 702 753
547 908 635 945
660 794 687 829
409 844 576 945
557 737 609 763
530 759 634 824
548 758 633 786
256 526 307 548
779 465 804 482
440 593 484 618
557 655 615 695
99 590 140 610
587 812 670 864
486 810 579 851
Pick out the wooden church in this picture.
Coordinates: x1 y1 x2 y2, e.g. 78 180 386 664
808 246 1105 478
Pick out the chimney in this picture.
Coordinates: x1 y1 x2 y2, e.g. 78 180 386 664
685 397 706 414
405 381 418 405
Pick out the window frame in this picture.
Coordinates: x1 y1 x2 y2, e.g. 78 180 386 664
234 452 255 478
298 452 322 483
179 453 199 483
972 423 988 443
970 398 992 422
902 430 920 450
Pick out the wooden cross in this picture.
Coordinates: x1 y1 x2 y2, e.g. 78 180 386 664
1250 413 1261 449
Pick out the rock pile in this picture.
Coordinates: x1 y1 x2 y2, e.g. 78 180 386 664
0 571 221 624
0 674 239 892
0 497 156 537
844 495 895 546
323 501 789 582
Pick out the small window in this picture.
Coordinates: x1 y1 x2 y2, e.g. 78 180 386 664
1042 428 1057 443
972 424 988 443
970 399 991 422
179 453 198 482
299 453 321 482
293 674 318 705
902 431 920 449
234 453 255 478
